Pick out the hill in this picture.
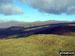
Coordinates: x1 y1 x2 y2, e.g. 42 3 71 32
0 22 75 56
0 22 75 39
0 34 75 56
35 24 75 36
0 21 25 28
0 20 69 28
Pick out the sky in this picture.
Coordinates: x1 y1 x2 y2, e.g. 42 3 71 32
0 0 75 22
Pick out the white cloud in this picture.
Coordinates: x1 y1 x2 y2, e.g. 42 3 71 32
1 0 75 15
22 0 75 15
0 0 24 15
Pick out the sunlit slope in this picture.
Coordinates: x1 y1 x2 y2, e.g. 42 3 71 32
0 34 75 56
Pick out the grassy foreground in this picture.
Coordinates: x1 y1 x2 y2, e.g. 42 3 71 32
0 34 75 56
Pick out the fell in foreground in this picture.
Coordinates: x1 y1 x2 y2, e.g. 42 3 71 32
0 34 75 56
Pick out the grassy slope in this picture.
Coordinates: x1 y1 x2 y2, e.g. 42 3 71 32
0 34 75 56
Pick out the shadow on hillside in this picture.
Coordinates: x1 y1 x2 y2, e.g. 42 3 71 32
0 23 75 39
0 25 53 39
34 26 75 35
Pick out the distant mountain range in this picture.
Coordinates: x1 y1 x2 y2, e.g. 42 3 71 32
0 21 75 39
0 20 71 28
0 21 25 28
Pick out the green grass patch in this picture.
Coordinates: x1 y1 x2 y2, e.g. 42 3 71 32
0 34 75 56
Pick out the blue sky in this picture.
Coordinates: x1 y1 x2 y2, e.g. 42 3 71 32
0 0 75 22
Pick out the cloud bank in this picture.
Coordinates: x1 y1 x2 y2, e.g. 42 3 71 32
22 0 75 15
0 0 24 15
1 0 75 15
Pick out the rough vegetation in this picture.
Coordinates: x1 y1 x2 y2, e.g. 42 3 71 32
0 34 75 56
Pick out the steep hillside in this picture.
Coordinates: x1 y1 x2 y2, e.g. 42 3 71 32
0 23 75 39
35 24 75 36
